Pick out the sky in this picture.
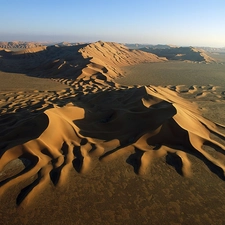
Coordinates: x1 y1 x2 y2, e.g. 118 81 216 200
1 0 225 47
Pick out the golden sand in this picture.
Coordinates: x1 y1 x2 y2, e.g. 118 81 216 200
0 42 225 224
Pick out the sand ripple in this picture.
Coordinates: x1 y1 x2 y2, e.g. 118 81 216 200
0 41 224 207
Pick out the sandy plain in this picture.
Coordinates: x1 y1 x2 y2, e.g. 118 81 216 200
117 60 225 124
0 42 225 225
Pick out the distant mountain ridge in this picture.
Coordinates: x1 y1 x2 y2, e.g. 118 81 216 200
0 41 44 49
125 44 225 52
125 44 176 49
196 46 225 53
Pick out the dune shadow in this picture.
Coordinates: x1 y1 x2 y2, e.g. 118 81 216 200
74 87 177 143
186 146 225 181
166 152 183 176
0 113 49 157
49 142 69 186
126 149 144 174
0 44 90 80
72 145 84 173
0 153 39 187
16 165 41 205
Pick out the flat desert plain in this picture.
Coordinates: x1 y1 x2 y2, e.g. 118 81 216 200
117 60 225 124
0 42 225 225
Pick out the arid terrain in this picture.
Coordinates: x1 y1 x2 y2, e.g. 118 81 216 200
0 41 225 225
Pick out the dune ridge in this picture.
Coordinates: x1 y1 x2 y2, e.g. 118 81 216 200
0 41 225 210
140 46 217 63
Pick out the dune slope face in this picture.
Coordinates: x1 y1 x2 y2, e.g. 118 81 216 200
0 41 225 207
140 46 216 63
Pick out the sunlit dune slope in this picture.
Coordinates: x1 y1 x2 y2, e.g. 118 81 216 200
0 41 224 211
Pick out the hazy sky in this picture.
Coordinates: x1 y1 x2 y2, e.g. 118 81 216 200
1 0 225 47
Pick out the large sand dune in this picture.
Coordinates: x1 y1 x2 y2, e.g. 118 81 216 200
140 46 216 63
0 41 225 224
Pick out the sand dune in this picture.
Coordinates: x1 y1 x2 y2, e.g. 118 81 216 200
0 41 225 224
0 41 166 84
1 85 224 202
140 46 217 63
167 84 224 100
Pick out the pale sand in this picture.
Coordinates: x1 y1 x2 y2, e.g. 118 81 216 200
0 42 225 225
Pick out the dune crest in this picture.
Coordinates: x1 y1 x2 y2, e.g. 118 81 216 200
0 41 224 207
140 46 217 63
